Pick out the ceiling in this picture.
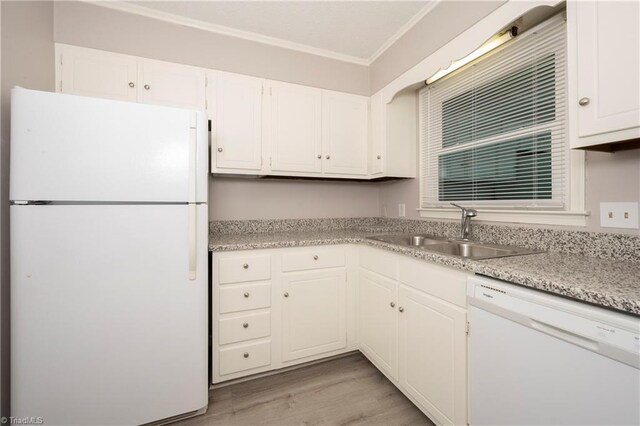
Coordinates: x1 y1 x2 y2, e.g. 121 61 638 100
119 1 434 64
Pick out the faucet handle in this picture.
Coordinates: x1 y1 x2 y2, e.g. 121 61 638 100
451 202 478 217
450 202 464 210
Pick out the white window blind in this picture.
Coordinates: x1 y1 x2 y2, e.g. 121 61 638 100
420 15 567 209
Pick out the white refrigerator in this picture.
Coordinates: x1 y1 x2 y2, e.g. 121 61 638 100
10 88 209 425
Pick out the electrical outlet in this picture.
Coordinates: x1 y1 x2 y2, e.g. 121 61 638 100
398 203 406 218
381 204 388 218
600 202 639 229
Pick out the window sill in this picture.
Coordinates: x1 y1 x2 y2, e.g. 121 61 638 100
417 208 590 227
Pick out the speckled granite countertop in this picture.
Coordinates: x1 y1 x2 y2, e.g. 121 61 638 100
209 229 640 316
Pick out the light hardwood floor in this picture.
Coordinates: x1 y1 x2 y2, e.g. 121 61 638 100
174 352 434 426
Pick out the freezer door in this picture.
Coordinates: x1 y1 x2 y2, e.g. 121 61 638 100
11 204 208 425
10 88 207 203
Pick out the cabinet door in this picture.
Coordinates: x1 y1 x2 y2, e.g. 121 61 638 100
322 91 369 176
398 285 467 426
369 92 384 175
269 82 322 173
59 45 138 102
213 72 263 171
138 60 206 110
281 270 347 362
358 269 398 380
575 1 640 138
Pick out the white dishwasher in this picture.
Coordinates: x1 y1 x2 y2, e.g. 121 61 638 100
467 275 640 426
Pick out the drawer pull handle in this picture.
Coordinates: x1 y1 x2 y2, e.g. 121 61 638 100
243 352 249 358
313 255 319 260
390 302 396 308
243 292 250 298
243 263 249 269
243 322 249 328
128 82 135 88
399 306 404 313
578 97 590 106
284 292 289 298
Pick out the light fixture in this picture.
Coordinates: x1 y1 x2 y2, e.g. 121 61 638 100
425 30 514 85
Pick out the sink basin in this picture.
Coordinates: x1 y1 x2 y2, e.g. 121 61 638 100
367 234 540 259
368 234 447 247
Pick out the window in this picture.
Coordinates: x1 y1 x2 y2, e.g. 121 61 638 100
419 14 586 225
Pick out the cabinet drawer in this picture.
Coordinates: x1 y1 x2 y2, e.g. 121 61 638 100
399 257 468 308
218 340 271 376
219 255 271 284
282 247 345 272
219 282 271 314
219 311 271 345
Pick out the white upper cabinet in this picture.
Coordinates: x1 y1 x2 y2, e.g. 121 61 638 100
569 1 640 148
138 60 206 111
58 44 138 102
369 92 385 176
322 91 369 176
57 44 206 111
211 72 264 171
268 82 322 173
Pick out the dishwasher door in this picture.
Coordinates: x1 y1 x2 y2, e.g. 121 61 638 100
468 276 640 426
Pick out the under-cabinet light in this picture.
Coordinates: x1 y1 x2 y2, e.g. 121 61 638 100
425 30 514 85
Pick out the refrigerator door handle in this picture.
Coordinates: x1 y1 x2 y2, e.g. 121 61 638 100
188 203 197 280
188 112 198 280
188 113 198 204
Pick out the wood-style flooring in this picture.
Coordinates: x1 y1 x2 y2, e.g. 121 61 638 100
174 352 434 426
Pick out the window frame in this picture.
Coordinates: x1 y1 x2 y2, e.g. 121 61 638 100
418 13 587 227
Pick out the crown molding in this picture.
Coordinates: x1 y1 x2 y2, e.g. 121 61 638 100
85 1 370 66
84 1 440 67
368 1 440 64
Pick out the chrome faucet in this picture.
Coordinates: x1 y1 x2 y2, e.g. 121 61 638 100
451 203 477 240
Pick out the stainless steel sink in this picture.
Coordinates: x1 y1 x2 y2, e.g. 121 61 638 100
368 234 447 247
367 234 540 259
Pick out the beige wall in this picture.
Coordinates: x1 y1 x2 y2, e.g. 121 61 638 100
53 1 369 96
369 0 506 93
209 177 380 220
0 1 55 416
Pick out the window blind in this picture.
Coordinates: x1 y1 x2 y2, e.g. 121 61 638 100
420 15 567 209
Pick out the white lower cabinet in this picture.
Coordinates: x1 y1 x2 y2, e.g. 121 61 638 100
358 246 469 426
212 246 354 384
214 244 469 426
357 269 398 380
281 270 347 362
398 285 467 426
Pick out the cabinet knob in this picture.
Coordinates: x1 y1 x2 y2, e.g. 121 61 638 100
243 292 250 298
390 302 396 308
317 155 322 159
128 82 135 88
284 292 289 298
313 255 319 260
243 263 249 269
325 155 330 160
377 155 381 160
578 97 590 106
243 322 249 329
218 147 223 153
243 352 249 358
398 306 404 313
144 84 151 90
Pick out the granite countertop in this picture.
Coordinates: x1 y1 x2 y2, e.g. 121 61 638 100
209 229 640 316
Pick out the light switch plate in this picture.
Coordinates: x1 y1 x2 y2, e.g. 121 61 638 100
599 202 639 229
398 203 406 218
